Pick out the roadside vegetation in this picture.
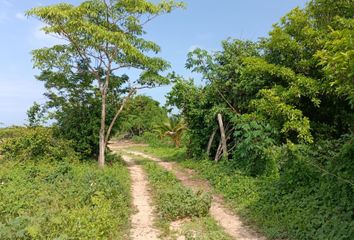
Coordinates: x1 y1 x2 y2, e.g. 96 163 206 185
136 144 354 239
0 128 131 239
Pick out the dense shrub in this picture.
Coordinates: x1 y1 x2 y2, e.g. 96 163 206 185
0 158 131 239
142 161 211 220
182 160 353 239
144 144 354 240
0 127 27 142
0 127 78 162
231 114 278 176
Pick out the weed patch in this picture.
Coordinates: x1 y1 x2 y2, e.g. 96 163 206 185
141 160 211 221
0 159 131 239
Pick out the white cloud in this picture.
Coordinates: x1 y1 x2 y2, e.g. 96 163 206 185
15 12 26 20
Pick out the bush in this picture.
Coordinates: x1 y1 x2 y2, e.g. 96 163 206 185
0 127 79 162
231 114 278 176
142 161 211 220
0 159 131 239
0 127 26 142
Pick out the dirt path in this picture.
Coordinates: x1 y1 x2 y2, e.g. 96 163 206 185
121 154 160 240
122 149 266 240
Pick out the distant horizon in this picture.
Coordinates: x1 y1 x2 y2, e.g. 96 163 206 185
0 0 307 126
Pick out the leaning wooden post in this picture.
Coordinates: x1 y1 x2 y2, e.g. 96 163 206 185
217 113 228 159
214 140 223 162
207 128 217 156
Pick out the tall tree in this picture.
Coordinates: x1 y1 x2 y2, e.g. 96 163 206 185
27 0 184 167
35 64 125 158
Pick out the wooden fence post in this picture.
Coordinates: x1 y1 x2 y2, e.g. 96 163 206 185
217 113 228 160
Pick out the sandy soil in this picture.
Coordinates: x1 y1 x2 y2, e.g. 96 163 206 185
121 154 160 240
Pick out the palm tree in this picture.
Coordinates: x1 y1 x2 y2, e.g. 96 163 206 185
154 116 186 148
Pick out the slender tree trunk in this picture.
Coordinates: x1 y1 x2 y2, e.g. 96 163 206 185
214 139 222 162
98 90 107 168
105 88 136 144
217 113 228 159
207 128 217 156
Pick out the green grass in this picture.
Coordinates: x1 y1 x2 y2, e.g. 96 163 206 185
135 157 231 239
0 159 131 240
130 145 187 162
135 145 354 240
141 159 211 221
180 217 232 240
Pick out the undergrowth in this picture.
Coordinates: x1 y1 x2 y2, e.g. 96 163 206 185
0 159 131 240
0 127 131 239
141 160 211 220
140 145 354 240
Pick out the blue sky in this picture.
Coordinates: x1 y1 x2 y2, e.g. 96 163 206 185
0 0 307 126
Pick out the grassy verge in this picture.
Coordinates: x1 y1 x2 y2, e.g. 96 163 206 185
133 145 354 240
0 159 131 240
137 158 231 240
130 145 187 162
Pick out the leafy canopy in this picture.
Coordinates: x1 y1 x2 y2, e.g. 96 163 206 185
27 0 184 87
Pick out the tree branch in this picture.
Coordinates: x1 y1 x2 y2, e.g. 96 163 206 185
104 87 137 144
216 88 239 114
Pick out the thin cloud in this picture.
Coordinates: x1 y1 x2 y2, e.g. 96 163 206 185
15 12 26 20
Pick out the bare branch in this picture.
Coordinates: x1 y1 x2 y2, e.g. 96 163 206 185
58 27 102 82
216 88 239 114
104 87 137 143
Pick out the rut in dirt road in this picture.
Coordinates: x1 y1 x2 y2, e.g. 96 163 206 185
124 150 266 240
121 155 160 240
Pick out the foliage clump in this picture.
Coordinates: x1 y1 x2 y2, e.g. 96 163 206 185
0 127 78 162
167 0 354 176
0 127 27 142
117 95 169 137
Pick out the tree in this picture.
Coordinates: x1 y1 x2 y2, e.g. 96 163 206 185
27 102 45 127
36 65 124 158
27 0 184 167
117 95 168 137
154 116 186 148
